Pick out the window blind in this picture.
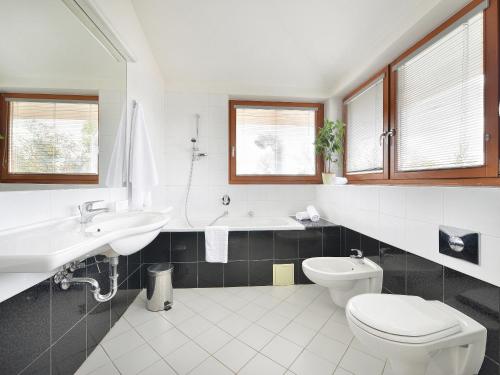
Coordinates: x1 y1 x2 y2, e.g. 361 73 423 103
345 78 384 174
396 10 484 172
7 99 99 175
235 107 316 175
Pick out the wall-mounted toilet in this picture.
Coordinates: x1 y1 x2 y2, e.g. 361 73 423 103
346 294 487 375
302 256 383 307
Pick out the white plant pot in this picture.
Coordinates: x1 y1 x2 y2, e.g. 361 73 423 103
322 173 335 184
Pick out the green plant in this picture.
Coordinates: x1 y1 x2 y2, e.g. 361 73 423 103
314 119 345 173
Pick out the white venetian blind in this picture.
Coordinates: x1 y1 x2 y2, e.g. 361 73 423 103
345 78 384 174
396 9 485 172
7 99 99 175
235 106 316 175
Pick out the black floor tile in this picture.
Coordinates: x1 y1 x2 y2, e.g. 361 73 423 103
298 228 322 258
224 261 249 287
479 356 499 375
406 253 443 300
86 301 111 352
249 260 273 286
249 231 274 260
274 231 299 259
51 319 86 375
198 262 223 287
111 283 129 326
21 348 51 375
323 226 341 257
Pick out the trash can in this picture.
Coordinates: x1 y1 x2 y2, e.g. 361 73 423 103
146 263 173 312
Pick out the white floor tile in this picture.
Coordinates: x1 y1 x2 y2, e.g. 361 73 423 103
279 321 316 347
293 308 331 331
253 294 283 309
339 347 386 375
135 314 173 341
161 302 195 325
148 328 190 358
350 338 386 360
271 301 304 320
202 304 232 323
334 368 354 375
184 296 218 314
330 308 349 325
102 329 146 360
237 302 269 321
213 339 257 372
239 353 287 375
217 312 252 336
76 346 110 375
113 343 161 375
290 350 337 375
320 318 354 344
261 335 302 368
269 285 300 300
189 356 233 375
102 318 133 343
124 304 158 327
88 362 120 375
218 294 249 311
172 288 199 303
232 287 264 301
237 323 275 351
194 325 232 354
306 334 348 365
138 360 176 375
165 341 209 375
177 314 213 338
256 311 291 334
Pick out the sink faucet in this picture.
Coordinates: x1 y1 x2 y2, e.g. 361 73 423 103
79 200 109 224
350 249 364 262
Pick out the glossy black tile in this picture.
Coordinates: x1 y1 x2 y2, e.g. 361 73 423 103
172 262 197 288
406 253 443 301
87 302 111 352
111 283 129 326
479 356 499 375
223 261 249 287
21 348 51 375
51 268 86 343
197 232 206 261
249 260 273 286
0 280 50 375
116 255 128 286
126 268 142 303
128 249 141 275
51 319 86 375
360 234 380 264
249 231 273 260
379 243 406 294
341 227 361 257
444 268 499 363
198 262 223 287
297 259 313 284
171 232 198 262
274 231 299 259
323 226 341 257
298 228 322 258
228 231 249 261
142 232 170 263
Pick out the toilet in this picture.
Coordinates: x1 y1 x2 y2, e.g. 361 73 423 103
302 257 383 307
346 294 487 375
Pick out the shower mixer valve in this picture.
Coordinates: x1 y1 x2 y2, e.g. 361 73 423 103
222 195 230 206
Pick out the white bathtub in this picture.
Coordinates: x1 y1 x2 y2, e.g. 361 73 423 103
163 216 305 232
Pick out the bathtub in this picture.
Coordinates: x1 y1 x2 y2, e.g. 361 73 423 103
163 216 305 232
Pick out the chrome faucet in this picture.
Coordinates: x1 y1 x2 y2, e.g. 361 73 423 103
79 200 109 224
350 249 364 262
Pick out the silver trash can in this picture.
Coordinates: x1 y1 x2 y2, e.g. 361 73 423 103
146 263 173 312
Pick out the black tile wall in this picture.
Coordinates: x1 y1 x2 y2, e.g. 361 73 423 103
0 250 144 374
323 226 341 257
223 261 249 287
228 231 249 261
379 242 407 294
198 262 223 287
171 232 197 262
249 260 273 286
249 231 274 260
406 253 443 300
274 230 299 259
298 229 323 258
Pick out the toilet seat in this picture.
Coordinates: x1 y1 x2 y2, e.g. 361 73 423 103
347 294 462 344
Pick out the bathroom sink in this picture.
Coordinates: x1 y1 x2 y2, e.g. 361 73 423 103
85 211 169 256
0 208 171 272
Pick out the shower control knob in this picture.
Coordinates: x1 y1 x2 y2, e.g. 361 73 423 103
222 195 230 206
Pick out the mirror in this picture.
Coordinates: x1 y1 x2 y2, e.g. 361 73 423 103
0 0 126 191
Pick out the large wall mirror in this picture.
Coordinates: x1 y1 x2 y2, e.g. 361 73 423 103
0 0 126 191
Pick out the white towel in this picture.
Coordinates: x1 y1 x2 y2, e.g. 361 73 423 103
129 101 159 209
334 176 348 185
295 211 309 221
306 205 320 222
205 226 228 263
105 105 128 188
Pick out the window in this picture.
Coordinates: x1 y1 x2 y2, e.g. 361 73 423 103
229 100 323 184
344 68 389 181
0 93 99 184
344 0 499 184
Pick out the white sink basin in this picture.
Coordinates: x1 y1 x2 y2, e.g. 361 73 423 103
85 211 169 256
0 209 171 273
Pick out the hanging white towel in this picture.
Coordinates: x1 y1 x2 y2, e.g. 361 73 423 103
129 101 159 209
205 226 229 263
306 205 320 222
105 105 128 188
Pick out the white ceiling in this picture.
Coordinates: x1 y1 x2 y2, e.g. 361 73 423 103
132 0 469 99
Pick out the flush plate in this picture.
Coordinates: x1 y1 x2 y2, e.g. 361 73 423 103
439 225 479 265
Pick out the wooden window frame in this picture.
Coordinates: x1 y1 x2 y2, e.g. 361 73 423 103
229 100 324 184
345 0 500 186
343 67 390 182
0 93 99 184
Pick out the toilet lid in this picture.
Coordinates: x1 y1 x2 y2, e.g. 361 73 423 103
348 294 461 339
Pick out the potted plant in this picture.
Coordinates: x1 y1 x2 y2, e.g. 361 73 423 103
314 119 345 184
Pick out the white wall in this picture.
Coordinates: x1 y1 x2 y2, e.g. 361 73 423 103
152 92 317 221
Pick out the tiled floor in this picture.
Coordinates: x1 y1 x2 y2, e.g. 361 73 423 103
76 285 391 375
